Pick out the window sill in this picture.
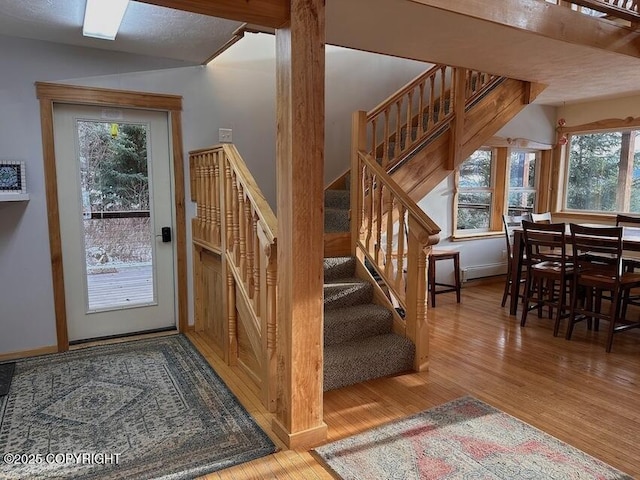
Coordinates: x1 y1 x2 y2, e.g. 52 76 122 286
451 231 503 242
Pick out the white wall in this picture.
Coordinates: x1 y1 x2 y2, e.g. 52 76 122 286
0 33 435 355
558 95 640 127
0 36 195 356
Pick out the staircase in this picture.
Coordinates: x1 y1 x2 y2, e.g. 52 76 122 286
323 190 414 391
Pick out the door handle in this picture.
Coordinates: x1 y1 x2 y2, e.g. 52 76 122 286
157 226 171 243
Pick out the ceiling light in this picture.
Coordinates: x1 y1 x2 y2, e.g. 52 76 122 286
83 0 129 41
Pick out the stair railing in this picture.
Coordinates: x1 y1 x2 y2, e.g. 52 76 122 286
549 0 640 24
351 148 440 371
364 65 501 172
190 144 278 411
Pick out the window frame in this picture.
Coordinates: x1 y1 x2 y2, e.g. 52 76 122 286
561 128 640 215
453 144 550 239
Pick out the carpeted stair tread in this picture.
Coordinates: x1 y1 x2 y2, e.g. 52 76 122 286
325 207 350 233
324 333 415 391
324 256 356 281
324 304 393 346
324 189 351 210
324 278 373 310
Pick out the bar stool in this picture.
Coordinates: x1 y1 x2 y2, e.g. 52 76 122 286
428 250 461 307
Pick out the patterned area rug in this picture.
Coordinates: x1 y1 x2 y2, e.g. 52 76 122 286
314 396 632 479
0 335 276 479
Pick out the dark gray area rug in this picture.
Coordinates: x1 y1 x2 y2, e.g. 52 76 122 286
0 335 276 479
0 363 15 397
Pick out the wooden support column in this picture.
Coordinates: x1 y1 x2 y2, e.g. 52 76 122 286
272 0 327 449
448 68 467 170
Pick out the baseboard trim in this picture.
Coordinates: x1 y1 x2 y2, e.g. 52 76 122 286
0 345 58 362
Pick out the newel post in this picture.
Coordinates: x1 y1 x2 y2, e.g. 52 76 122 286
404 215 439 372
448 67 467 170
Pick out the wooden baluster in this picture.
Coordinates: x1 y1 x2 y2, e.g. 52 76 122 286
358 161 366 245
263 240 277 412
226 268 238 365
395 204 406 297
365 168 374 252
384 190 394 279
245 198 254 298
374 178 383 265
231 172 240 261
237 184 247 277
428 74 435 129
207 155 216 245
252 212 260 312
213 152 221 246
418 81 425 136
196 155 204 241
203 154 212 244
382 109 390 168
406 90 414 149
438 66 446 123
224 158 234 253
395 100 402 157
371 118 378 162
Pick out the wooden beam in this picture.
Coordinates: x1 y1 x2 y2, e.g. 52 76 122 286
408 0 640 59
137 0 289 28
570 0 640 24
272 0 327 449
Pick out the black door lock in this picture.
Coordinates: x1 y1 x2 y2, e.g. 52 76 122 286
161 226 171 243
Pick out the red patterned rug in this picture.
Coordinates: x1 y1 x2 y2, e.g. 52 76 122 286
313 396 632 479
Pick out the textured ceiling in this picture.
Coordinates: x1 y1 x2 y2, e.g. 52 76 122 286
1 0 640 105
0 0 243 64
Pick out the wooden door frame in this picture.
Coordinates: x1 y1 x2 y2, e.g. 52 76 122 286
35 82 188 352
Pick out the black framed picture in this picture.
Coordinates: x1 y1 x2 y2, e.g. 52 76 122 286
0 161 26 194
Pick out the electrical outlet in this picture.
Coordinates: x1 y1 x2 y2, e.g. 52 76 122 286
219 128 233 143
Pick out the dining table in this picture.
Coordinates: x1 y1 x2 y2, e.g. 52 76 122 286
508 223 640 315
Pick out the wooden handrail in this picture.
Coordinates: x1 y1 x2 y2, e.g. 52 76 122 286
222 144 277 243
359 151 440 236
363 65 503 172
367 64 445 120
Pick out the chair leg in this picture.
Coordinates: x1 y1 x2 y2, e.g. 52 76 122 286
521 274 533 327
553 280 567 337
428 257 436 308
566 283 581 341
605 291 622 353
454 254 461 304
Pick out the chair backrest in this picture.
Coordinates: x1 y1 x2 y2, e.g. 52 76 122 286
569 223 623 282
502 213 531 256
615 214 640 228
521 220 567 268
531 212 552 224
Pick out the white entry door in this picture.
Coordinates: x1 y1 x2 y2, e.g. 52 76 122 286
53 104 176 342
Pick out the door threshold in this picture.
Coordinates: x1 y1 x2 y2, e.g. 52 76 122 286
69 327 178 350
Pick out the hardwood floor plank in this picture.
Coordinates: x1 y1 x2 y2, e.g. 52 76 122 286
193 279 640 479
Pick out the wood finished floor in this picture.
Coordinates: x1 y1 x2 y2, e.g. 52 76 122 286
188 278 640 479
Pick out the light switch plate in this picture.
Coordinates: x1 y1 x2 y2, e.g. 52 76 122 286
219 128 233 143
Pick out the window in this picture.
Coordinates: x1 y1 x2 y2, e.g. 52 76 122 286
456 149 493 232
455 147 543 236
508 151 537 216
565 130 640 213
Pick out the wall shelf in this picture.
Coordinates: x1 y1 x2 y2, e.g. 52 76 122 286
0 193 29 202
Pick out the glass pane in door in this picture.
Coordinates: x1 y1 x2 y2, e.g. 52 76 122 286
77 121 156 311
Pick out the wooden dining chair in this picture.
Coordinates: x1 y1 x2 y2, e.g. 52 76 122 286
567 224 640 352
501 213 531 307
531 212 552 224
520 221 573 336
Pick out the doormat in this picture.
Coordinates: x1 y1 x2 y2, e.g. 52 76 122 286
313 396 632 479
0 335 276 479
0 363 15 396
